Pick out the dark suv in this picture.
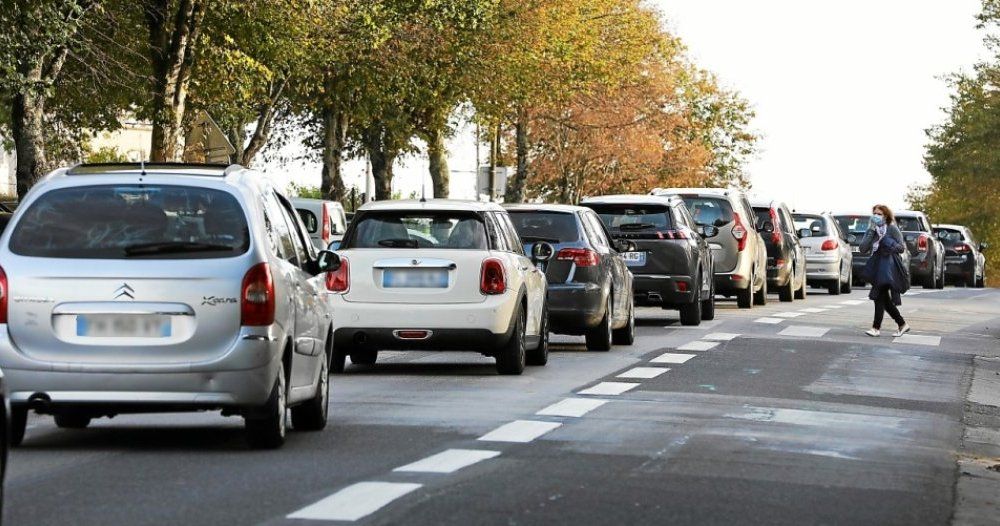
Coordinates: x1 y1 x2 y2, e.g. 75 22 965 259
507 205 636 351
896 210 945 289
751 199 807 302
582 195 715 326
933 224 987 287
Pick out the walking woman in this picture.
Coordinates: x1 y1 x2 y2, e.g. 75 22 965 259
859 204 911 337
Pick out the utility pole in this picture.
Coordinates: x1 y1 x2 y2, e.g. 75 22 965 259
488 123 497 202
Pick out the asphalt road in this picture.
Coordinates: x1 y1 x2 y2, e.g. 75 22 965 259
6 285 1000 525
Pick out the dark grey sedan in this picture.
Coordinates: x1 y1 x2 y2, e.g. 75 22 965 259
507 204 635 351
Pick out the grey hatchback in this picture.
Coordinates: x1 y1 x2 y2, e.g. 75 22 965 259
0 163 341 448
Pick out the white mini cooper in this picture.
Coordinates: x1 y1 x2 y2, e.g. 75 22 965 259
327 200 552 375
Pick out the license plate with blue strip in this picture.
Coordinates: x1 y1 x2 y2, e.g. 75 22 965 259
623 251 646 267
382 269 449 288
76 315 172 338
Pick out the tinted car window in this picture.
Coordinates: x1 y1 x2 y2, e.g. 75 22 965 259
682 196 734 227
582 212 610 248
753 207 777 230
509 211 580 243
10 185 249 259
346 212 487 249
793 214 829 236
495 212 525 255
836 215 870 235
896 216 925 232
297 208 319 234
933 228 965 245
589 204 673 234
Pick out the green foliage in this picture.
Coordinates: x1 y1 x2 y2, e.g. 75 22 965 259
85 146 130 163
288 183 323 199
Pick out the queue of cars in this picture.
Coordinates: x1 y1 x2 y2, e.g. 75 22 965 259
0 162 988 452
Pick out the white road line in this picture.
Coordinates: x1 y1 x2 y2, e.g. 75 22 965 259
774 311 806 318
394 449 500 474
677 340 719 351
287 482 422 521
799 308 827 313
892 334 941 346
617 367 670 379
840 300 865 305
755 317 784 324
663 320 722 330
478 420 562 443
651 352 697 364
702 332 740 341
821 305 844 309
778 326 830 338
578 381 639 396
536 398 607 418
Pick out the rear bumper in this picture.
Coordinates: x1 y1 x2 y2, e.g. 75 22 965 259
909 253 935 278
806 258 841 281
333 326 513 353
0 326 284 410
632 274 695 306
547 283 606 334
943 256 975 277
714 272 751 292
765 264 793 287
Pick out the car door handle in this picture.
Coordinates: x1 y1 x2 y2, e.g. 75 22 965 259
520 265 529 271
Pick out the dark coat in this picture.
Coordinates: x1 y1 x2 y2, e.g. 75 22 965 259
859 224 909 305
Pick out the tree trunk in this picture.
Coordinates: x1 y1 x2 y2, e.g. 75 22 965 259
11 91 48 198
505 110 529 203
227 121 246 164
239 77 288 167
364 127 395 201
321 109 348 201
426 125 450 198
145 0 207 162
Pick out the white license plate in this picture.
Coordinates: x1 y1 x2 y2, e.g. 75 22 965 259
77 315 171 338
623 251 646 267
852 247 860 253
382 269 449 288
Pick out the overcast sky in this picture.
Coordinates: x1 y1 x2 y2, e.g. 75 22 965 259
653 0 987 212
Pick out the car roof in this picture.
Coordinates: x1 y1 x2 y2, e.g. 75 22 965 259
933 223 966 230
749 199 782 208
504 203 586 214
894 210 927 218
653 187 742 198
358 199 505 212
292 197 343 208
580 194 680 206
32 163 267 196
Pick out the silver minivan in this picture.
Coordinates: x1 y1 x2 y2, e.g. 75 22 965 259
0 163 341 448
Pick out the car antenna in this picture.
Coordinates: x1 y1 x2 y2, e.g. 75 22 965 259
420 181 427 203
139 158 146 176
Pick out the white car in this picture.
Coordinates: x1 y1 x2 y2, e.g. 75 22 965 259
327 200 552 375
292 198 348 252
792 211 853 295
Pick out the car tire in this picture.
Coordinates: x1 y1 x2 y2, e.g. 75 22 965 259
526 307 550 366
976 270 985 288
936 267 946 289
828 278 841 295
54 413 92 429
585 295 614 351
841 270 853 293
496 305 527 374
329 338 347 374
779 278 794 302
245 362 287 449
923 267 936 289
350 349 377 365
753 277 767 306
679 277 702 326
794 272 807 300
701 279 716 321
10 406 27 447
612 297 635 345
736 285 753 309
291 355 329 431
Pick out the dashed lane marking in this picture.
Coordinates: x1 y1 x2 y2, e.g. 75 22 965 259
536 398 607 418
821 305 844 309
799 308 827 313
663 320 723 330
617 367 670 379
287 482 422 521
840 300 866 305
702 332 741 341
774 311 806 318
778 326 830 338
755 317 784 324
478 420 562 443
677 340 719 351
393 449 501 474
651 352 697 364
892 334 941 346
578 381 640 396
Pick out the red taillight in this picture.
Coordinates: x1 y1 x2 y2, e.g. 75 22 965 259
556 248 601 266
769 208 781 244
241 263 275 326
917 234 929 251
326 256 350 293
954 243 971 254
321 205 331 245
821 239 838 251
676 281 689 292
655 230 689 240
0 266 7 324
732 212 748 252
480 258 506 295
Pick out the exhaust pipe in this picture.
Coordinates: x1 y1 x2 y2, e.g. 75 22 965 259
353 332 368 345
647 292 662 303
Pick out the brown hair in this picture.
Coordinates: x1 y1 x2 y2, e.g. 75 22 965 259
872 204 894 225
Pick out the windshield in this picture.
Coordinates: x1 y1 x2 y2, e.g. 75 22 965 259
793 214 829 236
680 196 734 227
586 204 673 233
9 185 249 259
344 211 487 249
835 215 870 235
508 211 580 243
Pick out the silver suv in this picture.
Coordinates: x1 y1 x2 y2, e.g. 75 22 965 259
0 163 341 449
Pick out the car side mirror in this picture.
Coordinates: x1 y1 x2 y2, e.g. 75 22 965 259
797 228 812 238
980 242 988 251
700 225 720 238
759 221 774 233
615 239 637 253
327 240 342 251
316 250 342 273
531 241 554 262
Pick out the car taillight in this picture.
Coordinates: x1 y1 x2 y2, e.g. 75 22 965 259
321 205 331 245
326 256 350 293
732 212 748 252
241 263 275 326
917 234 929 251
655 230 689 240
0 266 7 324
770 208 781 244
821 239 838 251
481 258 506 295
954 243 971 254
556 248 601 266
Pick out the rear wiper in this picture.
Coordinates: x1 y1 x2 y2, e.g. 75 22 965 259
377 238 418 248
618 223 657 230
124 241 234 256
520 235 560 243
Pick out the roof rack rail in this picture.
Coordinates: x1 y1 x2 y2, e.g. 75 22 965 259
65 162 242 176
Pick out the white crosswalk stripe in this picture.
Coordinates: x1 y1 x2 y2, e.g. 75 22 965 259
478 420 562 443
536 398 607 418
617 367 670 379
394 449 500 474
651 352 697 364
287 482 422 521
677 340 719 351
774 311 806 318
702 332 741 341
578 382 639 396
755 317 784 324
799 308 827 313
778 326 830 338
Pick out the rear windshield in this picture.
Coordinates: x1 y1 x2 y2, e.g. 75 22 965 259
793 214 829 236
933 228 965 245
835 215 870 235
680 196 734 227
9 185 249 259
753 207 777 229
508 211 580 243
895 216 925 232
586 204 672 233
344 211 487 249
